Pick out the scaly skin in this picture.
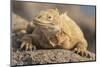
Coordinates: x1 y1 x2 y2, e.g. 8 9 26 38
20 9 91 57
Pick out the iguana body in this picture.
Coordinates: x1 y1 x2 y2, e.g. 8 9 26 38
19 9 90 57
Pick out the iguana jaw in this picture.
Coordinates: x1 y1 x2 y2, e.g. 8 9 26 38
33 19 52 26
33 19 59 28
33 18 60 33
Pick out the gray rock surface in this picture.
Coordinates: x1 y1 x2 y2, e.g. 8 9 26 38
11 49 95 66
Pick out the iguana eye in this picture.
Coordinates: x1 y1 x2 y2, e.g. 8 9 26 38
50 23 55 25
48 16 51 19
38 15 41 18
48 16 52 20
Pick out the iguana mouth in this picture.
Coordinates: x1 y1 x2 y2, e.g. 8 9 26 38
33 19 55 27
33 19 60 32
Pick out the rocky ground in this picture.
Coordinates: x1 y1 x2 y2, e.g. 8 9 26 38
11 49 95 66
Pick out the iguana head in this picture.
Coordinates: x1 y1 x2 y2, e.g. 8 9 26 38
33 8 61 32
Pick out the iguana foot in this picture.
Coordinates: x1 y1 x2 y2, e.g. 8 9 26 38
73 43 92 58
20 35 36 51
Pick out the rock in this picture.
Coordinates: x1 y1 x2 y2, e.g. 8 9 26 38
12 13 29 33
11 49 95 66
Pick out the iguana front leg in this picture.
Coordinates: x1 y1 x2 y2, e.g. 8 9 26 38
20 34 36 51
